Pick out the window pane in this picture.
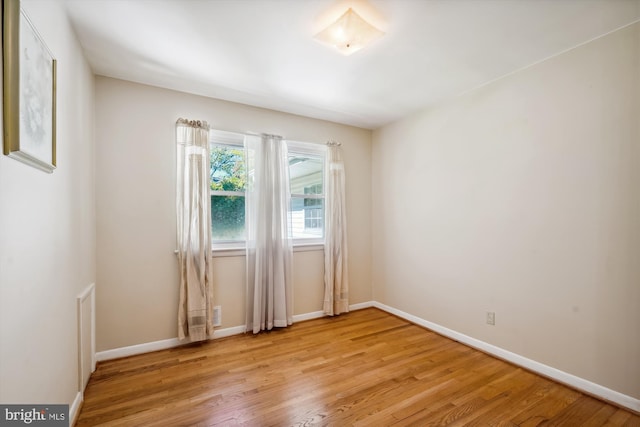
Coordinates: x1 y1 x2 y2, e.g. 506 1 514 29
290 197 323 239
289 155 323 195
211 195 245 241
210 145 246 192
210 142 246 243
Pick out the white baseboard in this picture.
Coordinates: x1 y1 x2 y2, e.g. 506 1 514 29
349 301 374 311
372 301 640 413
212 325 246 339
96 337 181 362
93 301 639 412
91 300 639 412
292 302 374 322
293 310 325 322
95 325 250 361
96 302 375 362
69 391 83 426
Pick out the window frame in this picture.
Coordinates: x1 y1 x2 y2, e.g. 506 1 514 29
208 132 327 253
209 130 246 250
287 140 327 246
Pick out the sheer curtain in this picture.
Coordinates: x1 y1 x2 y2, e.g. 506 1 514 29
324 143 349 315
245 134 294 334
176 118 214 342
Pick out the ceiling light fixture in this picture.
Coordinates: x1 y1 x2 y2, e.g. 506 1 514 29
313 8 384 56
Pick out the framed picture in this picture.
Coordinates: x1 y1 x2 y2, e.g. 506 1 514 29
2 0 57 173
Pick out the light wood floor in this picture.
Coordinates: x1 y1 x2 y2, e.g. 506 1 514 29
76 308 639 426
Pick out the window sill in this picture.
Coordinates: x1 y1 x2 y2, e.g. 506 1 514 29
211 247 245 258
293 243 324 253
175 243 324 259
211 243 324 258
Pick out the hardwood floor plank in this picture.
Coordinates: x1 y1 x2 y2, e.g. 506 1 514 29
510 385 581 426
584 405 620 426
76 308 639 426
543 394 611 425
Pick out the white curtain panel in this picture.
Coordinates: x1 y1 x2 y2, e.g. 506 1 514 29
176 119 214 342
324 144 349 315
245 134 294 334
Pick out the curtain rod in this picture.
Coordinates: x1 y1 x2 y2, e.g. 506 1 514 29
176 118 209 129
208 125 337 146
238 131 285 139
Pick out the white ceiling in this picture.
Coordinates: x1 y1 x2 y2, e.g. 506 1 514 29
63 0 640 129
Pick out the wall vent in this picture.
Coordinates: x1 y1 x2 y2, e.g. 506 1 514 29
213 306 222 327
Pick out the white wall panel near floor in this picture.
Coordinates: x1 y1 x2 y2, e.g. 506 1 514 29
77 283 96 390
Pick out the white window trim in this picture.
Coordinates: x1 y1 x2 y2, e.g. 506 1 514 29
286 140 327 156
209 243 323 258
208 131 327 250
211 190 244 197
175 243 324 259
291 193 324 199
210 133 246 247
288 141 326 245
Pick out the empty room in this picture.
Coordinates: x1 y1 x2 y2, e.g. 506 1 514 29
0 0 639 425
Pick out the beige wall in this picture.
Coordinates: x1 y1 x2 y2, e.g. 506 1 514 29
372 22 640 399
2 0 636 410
95 77 372 351
0 0 96 406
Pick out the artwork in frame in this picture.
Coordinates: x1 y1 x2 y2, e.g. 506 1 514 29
2 0 57 173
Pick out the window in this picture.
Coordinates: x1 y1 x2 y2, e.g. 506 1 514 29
210 131 246 242
209 131 325 247
288 144 325 242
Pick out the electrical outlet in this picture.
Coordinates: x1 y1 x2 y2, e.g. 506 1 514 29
213 306 222 327
486 312 495 325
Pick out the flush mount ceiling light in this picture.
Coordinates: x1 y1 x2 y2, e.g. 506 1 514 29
314 8 384 56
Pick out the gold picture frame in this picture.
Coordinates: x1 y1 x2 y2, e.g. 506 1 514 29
2 0 57 173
